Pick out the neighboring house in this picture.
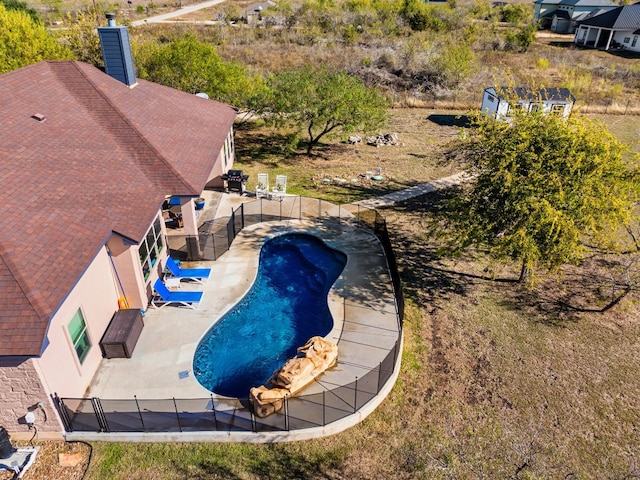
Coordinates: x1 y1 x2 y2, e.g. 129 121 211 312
574 4 640 52
0 15 236 435
481 87 576 120
244 0 276 24
534 0 618 34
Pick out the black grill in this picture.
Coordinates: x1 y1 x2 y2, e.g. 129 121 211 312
223 169 249 193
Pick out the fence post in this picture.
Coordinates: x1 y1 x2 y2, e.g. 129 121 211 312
240 203 245 230
226 213 234 246
91 397 109 433
393 339 399 367
318 199 322 219
377 361 383 394
134 395 146 432
285 394 290 431
51 394 73 433
323 391 326 426
173 398 182 433
354 377 358 413
249 398 257 433
343 297 346 327
211 394 219 431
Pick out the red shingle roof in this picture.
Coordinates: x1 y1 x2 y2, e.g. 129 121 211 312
0 61 236 356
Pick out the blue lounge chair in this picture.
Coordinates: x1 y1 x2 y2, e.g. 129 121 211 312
165 256 211 284
151 278 203 309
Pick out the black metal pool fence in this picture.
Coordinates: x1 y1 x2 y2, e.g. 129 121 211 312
54 196 404 435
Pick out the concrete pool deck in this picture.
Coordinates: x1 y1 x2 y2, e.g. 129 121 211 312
80 193 401 441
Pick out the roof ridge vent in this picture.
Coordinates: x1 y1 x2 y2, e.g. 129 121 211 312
31 113 46 122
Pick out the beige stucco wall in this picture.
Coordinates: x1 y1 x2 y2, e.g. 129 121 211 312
2 235 163 433
107 234 150 309
0 357 60 433
34 247 119 402
206 130 235 189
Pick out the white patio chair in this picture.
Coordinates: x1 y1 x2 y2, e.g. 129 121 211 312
256 173 270 199
272 175 287 200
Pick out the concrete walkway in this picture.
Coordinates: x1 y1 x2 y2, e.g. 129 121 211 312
355 171 471 209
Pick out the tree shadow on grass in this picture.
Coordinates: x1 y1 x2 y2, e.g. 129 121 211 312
171 459 241 480
235 124 344 167
387 189 636 324
247 444 344 480
384 189 484 307
427 114 472 128
491 252 640 326
234 123 299 166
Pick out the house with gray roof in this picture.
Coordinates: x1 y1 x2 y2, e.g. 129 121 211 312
534 0 618 33
0 16 236 436
574 3 640 52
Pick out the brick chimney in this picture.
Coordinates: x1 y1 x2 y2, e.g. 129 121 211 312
97 13 137 87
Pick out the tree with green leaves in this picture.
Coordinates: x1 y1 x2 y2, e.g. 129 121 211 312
0 3 71 73
432 42 475 88
56 8 103 67
435 110 640 284
135 34 261 109
1 0 40 23
256 65 388 155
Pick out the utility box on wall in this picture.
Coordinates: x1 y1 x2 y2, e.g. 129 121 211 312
99 309 144 359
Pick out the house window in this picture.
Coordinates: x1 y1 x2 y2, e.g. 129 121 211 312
68 309 91 364
530 103 541 112
487 94 496 103
624 37 631 44
551 104 565 115
223 131 235 168
633 36 638 47
139 217 164 281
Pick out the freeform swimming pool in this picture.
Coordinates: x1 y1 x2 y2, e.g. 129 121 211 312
193 233 347 398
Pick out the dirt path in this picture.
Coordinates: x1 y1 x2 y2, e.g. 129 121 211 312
130 0 225 26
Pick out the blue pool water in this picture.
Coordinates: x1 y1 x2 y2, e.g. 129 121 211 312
193 233 347 398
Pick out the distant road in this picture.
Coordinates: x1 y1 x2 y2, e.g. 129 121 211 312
130 0 225 26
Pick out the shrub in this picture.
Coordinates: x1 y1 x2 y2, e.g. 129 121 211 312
504 23 536 52
536 57 549 68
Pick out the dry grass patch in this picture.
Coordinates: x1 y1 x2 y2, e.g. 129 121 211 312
234 108 463 204
15 110 640 479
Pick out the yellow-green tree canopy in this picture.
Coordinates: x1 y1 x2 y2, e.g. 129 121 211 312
436 111 640 283
135 34 261 109
56 8 104 67
0 3 71 73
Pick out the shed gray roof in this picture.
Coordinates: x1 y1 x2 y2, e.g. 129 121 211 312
489 87 576 103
